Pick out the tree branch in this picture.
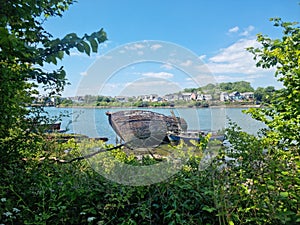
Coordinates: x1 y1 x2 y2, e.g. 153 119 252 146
49 143 124 163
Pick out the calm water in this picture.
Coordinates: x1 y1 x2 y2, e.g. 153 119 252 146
45 107 266 144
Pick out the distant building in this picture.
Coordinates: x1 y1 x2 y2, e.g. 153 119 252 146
241 92 254 100
197 94 212 101
115 96 128 102
203 94 212 101
180 92 192 101
164 93 180 101
138 94 159 102
152 96 163 102
190 93 197 100
220 92 229 101
229 91 242 101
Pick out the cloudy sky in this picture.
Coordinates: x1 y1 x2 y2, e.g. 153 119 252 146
43 0 300 97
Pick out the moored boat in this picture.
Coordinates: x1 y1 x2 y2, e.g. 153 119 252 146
167 130 225 145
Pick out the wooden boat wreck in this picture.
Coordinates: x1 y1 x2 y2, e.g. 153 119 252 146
106 110 187 147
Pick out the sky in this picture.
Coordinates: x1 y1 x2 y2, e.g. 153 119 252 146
43 0 300 97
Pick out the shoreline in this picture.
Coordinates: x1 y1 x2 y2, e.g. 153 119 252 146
54 104 261 109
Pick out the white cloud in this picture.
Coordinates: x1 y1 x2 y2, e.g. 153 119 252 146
70 50 85 57
160 63 173 70
228 26 239 33
193 38 276 87
80 71 88 76
205 38 268 74
240 25 255 36
124 43 145 50
180 60 193 67
199 55 206 61
151 44 162 50
142 72 174 79
213 74 264 83
120 79 181 96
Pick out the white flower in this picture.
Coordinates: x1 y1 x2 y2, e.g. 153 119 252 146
87 217 96 222
4 211 13 217
0 198 6 202
13 208 20 213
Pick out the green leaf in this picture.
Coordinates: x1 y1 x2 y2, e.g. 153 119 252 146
202 206 216 213
57 51 64 60
90 39 98 53
82 41 90 56
76 43 84 53
280 192 289 198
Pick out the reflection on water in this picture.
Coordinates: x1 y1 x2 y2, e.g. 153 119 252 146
45 107 266 144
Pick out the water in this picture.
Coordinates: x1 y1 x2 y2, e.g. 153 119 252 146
44 107 266 144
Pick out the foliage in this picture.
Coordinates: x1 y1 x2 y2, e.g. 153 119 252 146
213 17 300 225
254 86 275 103
215 121 300 224
219 81 254 93
1 1 299 224
0 0 107 139
0 138 219 224
246 18 300 149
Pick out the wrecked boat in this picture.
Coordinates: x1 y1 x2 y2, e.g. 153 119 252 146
106 110 187 147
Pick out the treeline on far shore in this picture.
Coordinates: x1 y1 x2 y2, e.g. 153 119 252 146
35 81 277 108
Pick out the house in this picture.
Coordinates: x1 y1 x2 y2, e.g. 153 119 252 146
190 93 198 100
197 94 212 101
220 92 229 101
152 96 163 102
241 92 254 100
115 96 128 102
229 91 242 101
180 92 192 101
203 94 212 101
164 93 181 101
138 94 159 102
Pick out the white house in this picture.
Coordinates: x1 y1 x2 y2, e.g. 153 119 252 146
241 92 254 100
180 92 192 101
115 96 128 102
220 92 229 101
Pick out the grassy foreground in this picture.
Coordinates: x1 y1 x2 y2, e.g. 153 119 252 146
1 129 299 224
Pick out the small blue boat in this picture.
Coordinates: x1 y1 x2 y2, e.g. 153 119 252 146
167 130 224 145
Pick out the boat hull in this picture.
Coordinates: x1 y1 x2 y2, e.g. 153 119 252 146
106 110 187 147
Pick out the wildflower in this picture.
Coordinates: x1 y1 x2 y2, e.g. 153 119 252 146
13 208 20 213
87 217 96 222
0 198 6 202
3 211 13 217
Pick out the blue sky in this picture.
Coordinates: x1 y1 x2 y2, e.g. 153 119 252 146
43 0 300 97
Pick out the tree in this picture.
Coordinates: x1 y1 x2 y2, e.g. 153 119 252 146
0 0 107 138
232 81 254 93
215 18 300 224
219 82 233 91
254 87 265 102
219 81 254 93
254 86 275 103
247 18 300 148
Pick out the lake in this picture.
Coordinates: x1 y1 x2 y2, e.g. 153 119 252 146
45 107 266 144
